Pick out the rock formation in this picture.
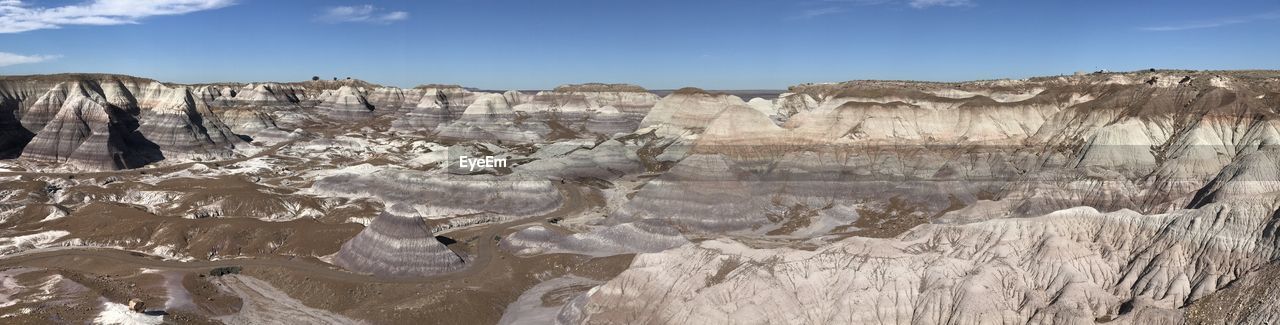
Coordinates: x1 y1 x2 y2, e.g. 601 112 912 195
561 197 1280 324
216 107 291 144
0 74 252 170
547 83 658 115
517 139 642 180
583 105 637 136
20 82 161 170
436 93 549 143
19 81 72 133
136 87 243 160
223 83 303 107
639 88 751 134
2 71 1280 324
317 86 374 120
500 219 688 257
309 168 564 220
333 210 465 277
364 87 424 112
391 86 477 133
544 71 1280 324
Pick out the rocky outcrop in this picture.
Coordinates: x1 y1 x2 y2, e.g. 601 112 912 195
18 87 101 164
611 72 1280 238
19 82 72 133
437 93 549 143
639 88 751 134
609 153 768 232
1 74 157 159
391 87 477 133
0 74 249 170
333 210 464 277
20 82 161 170
364 87 424 112
217 107 290 144
517 139 643 180
583 105 637 136
137 87 243 160
561 196 1280 324
309 168 564 220
222 83 303 107
548 83 658 115
316 86 374 120
544 71 1280 324
500 219 687 257
485 84 659 139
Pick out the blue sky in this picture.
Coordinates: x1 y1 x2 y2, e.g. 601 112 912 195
1 0 1278 89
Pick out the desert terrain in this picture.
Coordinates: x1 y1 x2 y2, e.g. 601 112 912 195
0 70 1278 324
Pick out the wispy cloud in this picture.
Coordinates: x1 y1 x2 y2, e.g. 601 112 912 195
0 0 234 34
1139 11 1280 31
317 5 408 24
792 0 972 19
818 0 896 5
907 0 973 9
790 7 846 20
0 52 60 67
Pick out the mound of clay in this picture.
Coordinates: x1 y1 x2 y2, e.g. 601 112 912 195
137 87 243 160
317 86 374 120
436 93 549 143
391 87 477 133
334 211 464 277
640 89 750 133
21 83 160 170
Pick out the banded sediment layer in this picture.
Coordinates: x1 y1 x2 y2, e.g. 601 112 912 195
334 210 465 277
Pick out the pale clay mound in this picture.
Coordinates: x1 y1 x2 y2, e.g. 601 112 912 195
334 210 465 277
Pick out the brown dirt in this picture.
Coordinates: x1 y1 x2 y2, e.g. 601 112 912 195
765 204 821 236
1185 263 1280 324
0 183 630 324
831 197 931 239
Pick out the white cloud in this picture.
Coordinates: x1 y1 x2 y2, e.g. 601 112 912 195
0 0 234 33
908 0 973 9
317 5 408 24
1140 11 1280 32
0 52 60 67
793 0 971 19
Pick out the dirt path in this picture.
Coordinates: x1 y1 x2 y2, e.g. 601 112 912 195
0 183 588 284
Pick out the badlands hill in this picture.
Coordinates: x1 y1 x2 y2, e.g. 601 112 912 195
0 74 661 170
1 70 1280 324
555 70 1280 324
